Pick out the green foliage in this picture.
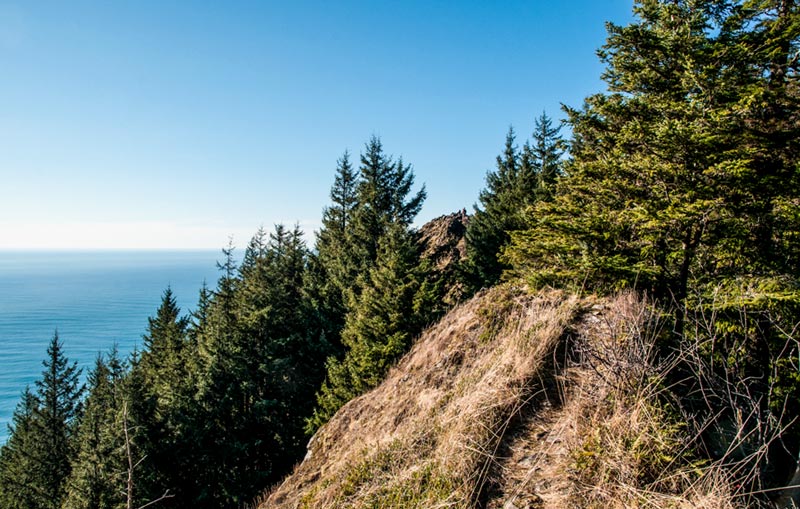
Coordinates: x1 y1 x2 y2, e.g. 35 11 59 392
307 137 428 433
63 349 127 509
464 116 563 291
310 152 361 350
0 388 43 509
0 333 84 509
505 0 800 302
308 224 424 431
503 0 800 492
180 224 330 507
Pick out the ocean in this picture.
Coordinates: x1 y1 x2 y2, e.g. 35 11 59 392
0 250 224 444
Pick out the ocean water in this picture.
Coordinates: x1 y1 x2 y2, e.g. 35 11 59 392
0 250 224 444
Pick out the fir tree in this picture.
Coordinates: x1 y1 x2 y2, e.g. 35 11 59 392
464 119 562 291
350 136 426 273
308 223 423 431
0 388 42 509
503 0 800 488
0 333 84 509
139 287 190 416
63 349 127 509
530 112 565 202
311 152 360 348
34 332 84 509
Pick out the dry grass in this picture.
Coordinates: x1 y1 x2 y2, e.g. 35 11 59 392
259 289 745 509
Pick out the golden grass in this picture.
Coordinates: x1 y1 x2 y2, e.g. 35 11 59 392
259 288 743 509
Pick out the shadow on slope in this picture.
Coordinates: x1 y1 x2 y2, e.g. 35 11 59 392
259 287 742 509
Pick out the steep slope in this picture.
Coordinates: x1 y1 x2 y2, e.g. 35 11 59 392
260 287 736 509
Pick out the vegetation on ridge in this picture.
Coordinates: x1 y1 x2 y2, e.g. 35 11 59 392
1 0 799 507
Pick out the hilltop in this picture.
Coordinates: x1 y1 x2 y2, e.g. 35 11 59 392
261 286 740 508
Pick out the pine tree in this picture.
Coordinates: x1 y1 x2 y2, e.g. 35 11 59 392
503 0 800 489
464 119 562 291
63 349 127 509
530 112 565 202
311 152 361 347
504 0 800 313
0 388 42 509
0 333 84 509
34 332 84 509
308 223 423 430
139 287 190 416
130 288 193 505
350 136 426 274
308 137 427 432
182 225 330 507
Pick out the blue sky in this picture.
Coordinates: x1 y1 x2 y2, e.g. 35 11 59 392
0 1 633 249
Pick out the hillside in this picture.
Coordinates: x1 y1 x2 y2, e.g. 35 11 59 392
260 286 738 509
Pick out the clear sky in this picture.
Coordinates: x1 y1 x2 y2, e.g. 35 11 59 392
0 1 633 250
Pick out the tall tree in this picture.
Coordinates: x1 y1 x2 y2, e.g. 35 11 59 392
0 333 84 509
139 287 191 414
0 388 42 509
131 288 192 504
308 223 423 431
63 349 127 509
350 136 426 273
530 112 565 202
185 225 329 507
505 0 800 316
464 119 562 291
34 332 84 509
503 0 800 490
308 137 427 432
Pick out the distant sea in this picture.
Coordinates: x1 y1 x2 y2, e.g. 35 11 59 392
0 250 224 444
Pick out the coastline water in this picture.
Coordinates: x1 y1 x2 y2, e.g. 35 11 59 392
0 250 223 444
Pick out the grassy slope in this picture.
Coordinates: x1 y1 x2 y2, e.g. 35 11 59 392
258 286 738 508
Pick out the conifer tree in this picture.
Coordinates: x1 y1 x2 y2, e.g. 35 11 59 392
35 332 84 509
308 137 427 432
63 349 127 509
128 288 193 504
503 0 800 488
0 388 42 509
0 333 84 509
311 152 360 347
464 119 562 291
504 0 800 312
139 287 190 414
181 225 330 507
530 112 565 202
308 223 423 430
350 136 426 273
464 128 520 290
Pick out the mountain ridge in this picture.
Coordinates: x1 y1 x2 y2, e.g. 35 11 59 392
259 286 736 508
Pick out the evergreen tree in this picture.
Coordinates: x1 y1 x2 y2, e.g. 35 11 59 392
0 333 84 509
308 223 423 430
120 350 159 509
182 225 329 507
308 137 427 432
311 152 360 348
63 349 127 509
530 112 565 202
139 287 191 414
130 288 192 504
503 0 800 488
34 332 84 509
504 0 800 314
464 119 562 291
0 388 42 509
350 136 426 274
